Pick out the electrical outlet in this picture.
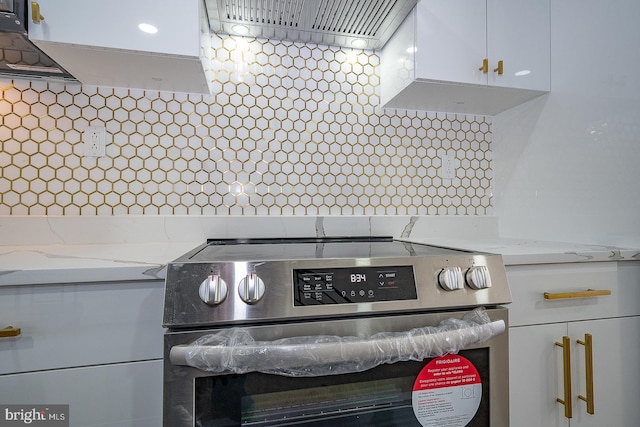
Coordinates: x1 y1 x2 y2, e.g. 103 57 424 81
440 153 456 179
84 126 106 157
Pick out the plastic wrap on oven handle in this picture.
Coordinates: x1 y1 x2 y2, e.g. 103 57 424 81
169 307 505 377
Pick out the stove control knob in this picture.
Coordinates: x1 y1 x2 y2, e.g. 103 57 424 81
199 274 228 306
438 267 463 291
239 273 265 304
466 266 492 290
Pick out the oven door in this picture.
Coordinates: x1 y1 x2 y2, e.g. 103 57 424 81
163 308 509 427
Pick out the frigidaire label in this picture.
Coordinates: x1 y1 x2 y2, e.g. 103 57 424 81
412 355 482 427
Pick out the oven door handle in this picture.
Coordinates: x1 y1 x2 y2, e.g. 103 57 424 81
169 319 505 377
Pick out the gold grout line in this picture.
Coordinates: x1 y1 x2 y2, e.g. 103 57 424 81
0 36 492 215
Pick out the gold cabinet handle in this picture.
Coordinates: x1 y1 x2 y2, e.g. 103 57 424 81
31 2 45 24
555 336 572 419
0 326 21 338
478 58 488 73
577 334 595 414
493 60 504 75
544 289 612 300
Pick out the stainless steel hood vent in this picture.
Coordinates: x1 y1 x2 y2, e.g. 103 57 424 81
205 0 417 50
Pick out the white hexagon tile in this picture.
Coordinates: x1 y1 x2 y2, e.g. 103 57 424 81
0 35 493 216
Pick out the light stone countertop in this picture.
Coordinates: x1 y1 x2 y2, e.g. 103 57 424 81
1 215 638 286
0 242 202 286
403 236 640 266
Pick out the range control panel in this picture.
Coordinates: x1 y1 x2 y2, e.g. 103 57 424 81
293 266 417 305
163 238 513 328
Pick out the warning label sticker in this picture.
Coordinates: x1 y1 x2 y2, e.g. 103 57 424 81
411 354 482 427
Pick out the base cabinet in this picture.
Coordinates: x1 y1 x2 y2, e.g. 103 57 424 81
510 317 640 426
0 281 165 427
508 261 640 426
0 360 162 427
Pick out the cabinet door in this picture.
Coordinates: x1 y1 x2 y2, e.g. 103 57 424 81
487 0 550 90
568 317 640 426
29 0 200 57
0 360 162 427
510 324 569 427
415 0 487 85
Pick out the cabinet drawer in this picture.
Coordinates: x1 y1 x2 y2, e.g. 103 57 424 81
507 262 640 327
0 281 164 374
0 360 162 427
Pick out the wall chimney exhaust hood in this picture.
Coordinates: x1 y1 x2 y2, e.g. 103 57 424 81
204 0 418 50
0 0 77 82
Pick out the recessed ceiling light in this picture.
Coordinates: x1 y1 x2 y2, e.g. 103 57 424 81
232 24 250 35
351 39 367 48
138 23 158 34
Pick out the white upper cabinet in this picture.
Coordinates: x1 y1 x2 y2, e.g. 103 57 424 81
380 0 550 115
28 0 213 93
486 0 550 90
414 0 487 86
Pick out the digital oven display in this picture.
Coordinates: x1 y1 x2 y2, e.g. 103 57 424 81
293 266 417 306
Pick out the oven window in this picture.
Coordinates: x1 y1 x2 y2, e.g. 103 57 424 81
195 348 489 427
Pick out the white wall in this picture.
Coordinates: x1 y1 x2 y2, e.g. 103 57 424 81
493 0 640 247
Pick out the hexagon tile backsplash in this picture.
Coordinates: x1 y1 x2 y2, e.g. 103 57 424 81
0 35 492 216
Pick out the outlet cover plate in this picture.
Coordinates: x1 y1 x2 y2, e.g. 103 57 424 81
440 153 456 179
84 126 106 157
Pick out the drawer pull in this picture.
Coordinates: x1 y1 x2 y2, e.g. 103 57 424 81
0 326 21 338
555 336 572 419
544 289 611 300
577 334 595 414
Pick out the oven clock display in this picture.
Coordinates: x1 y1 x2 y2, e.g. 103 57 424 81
293 265 417 306
350 273 367 283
